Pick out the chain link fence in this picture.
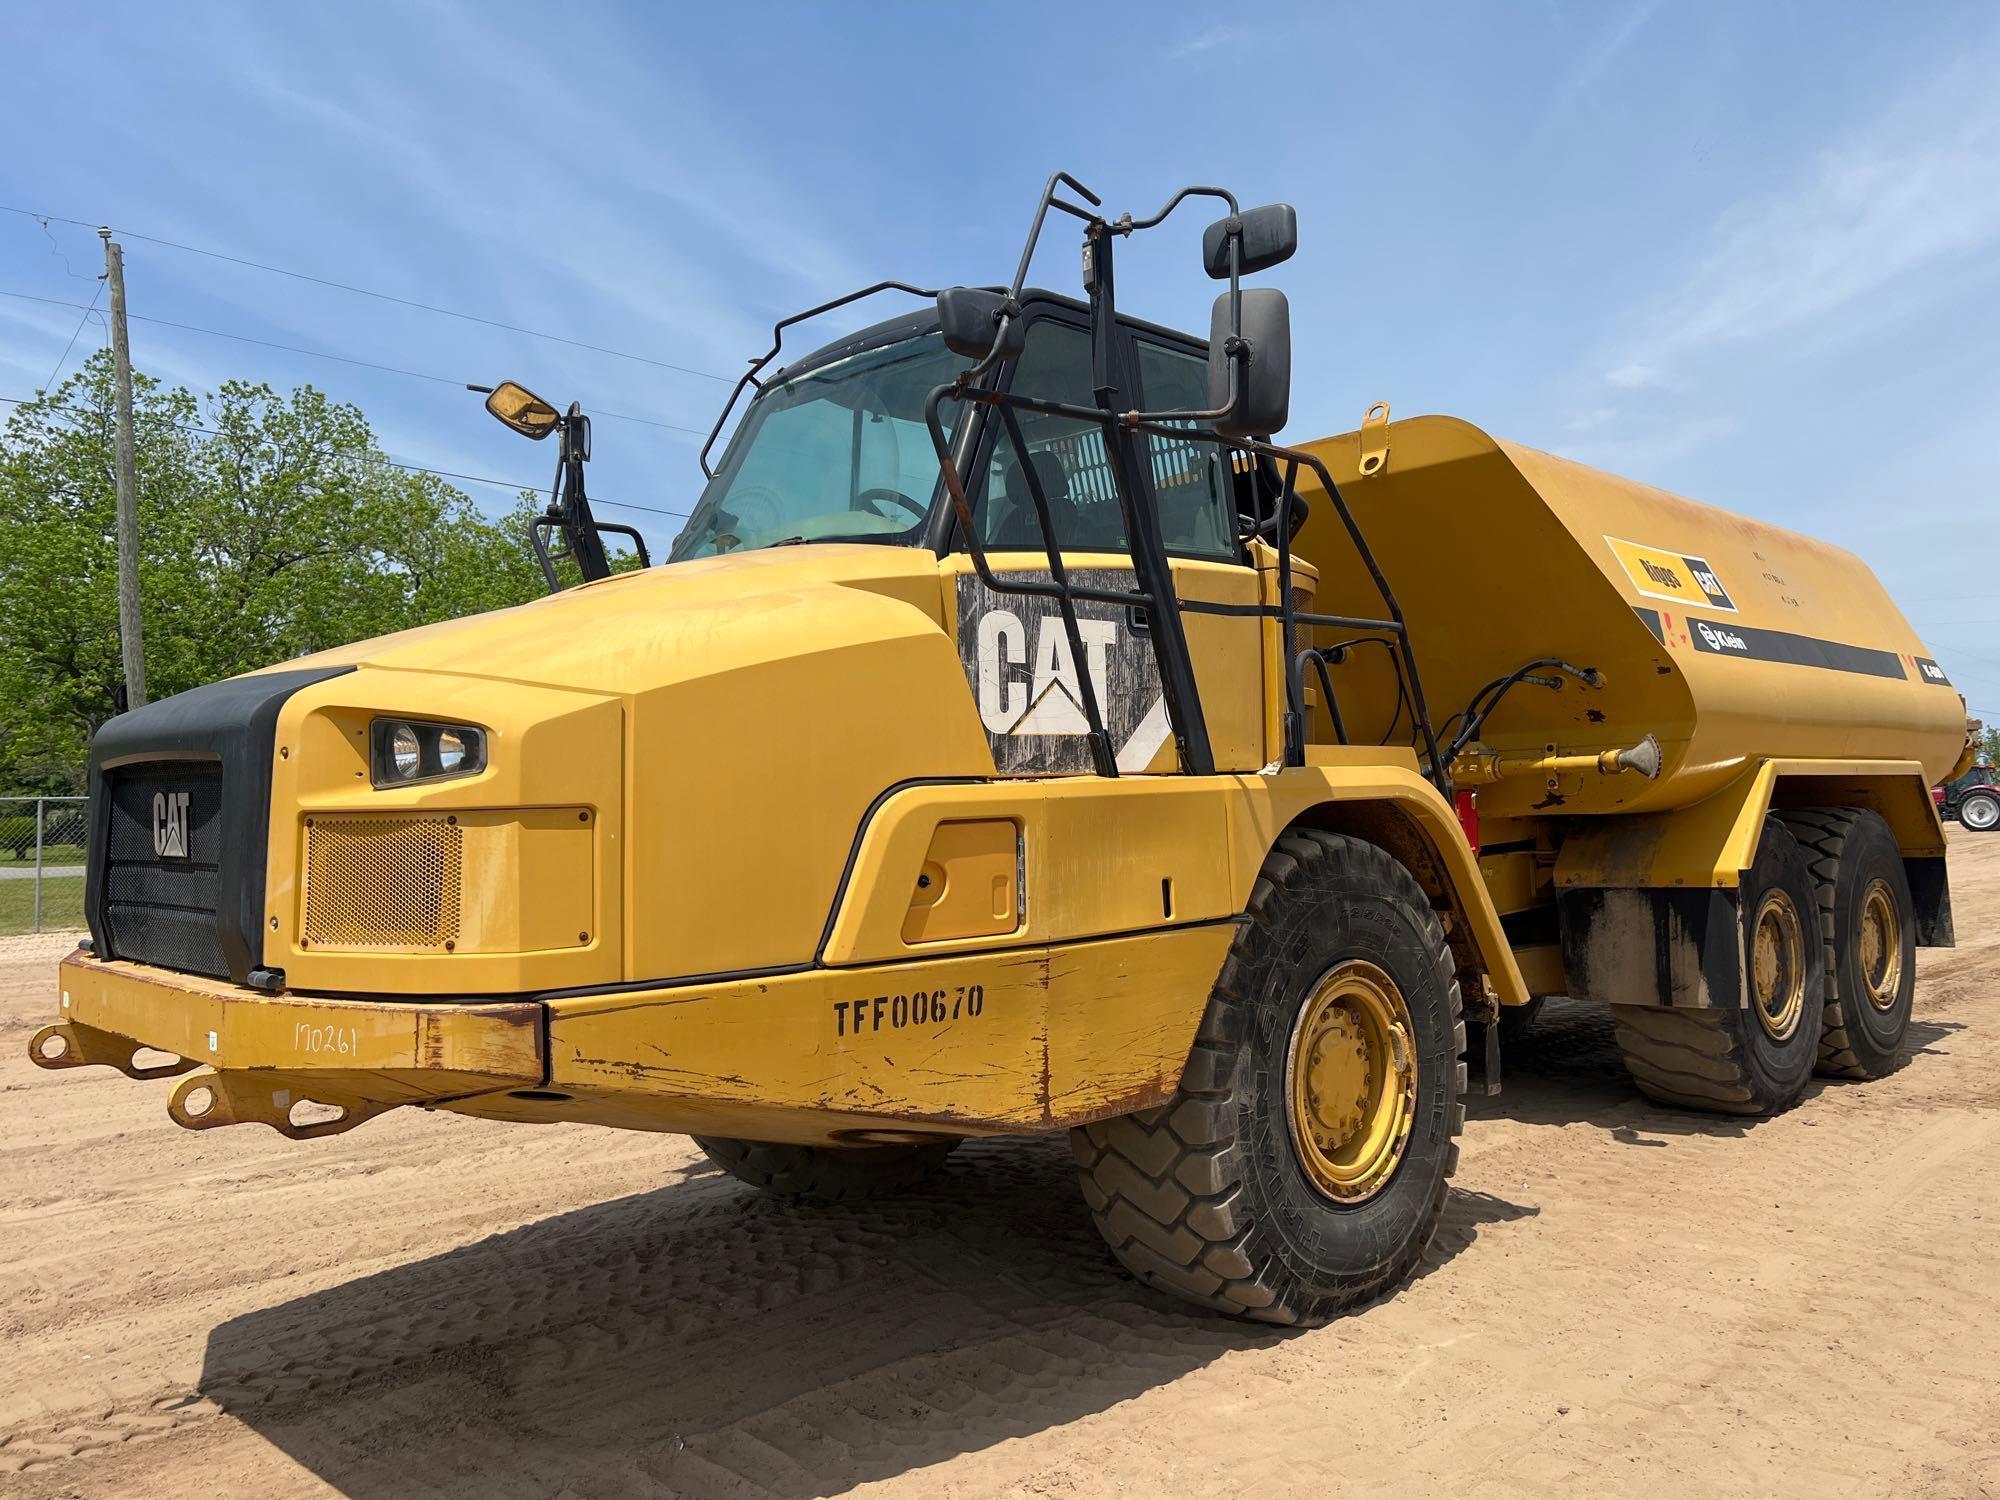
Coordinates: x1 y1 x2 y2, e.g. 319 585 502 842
0 797 88 935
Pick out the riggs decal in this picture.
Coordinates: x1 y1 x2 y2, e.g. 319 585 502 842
957 569 1172 774
1606 535 1738 612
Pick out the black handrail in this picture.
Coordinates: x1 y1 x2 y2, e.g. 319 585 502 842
924 381 1448 794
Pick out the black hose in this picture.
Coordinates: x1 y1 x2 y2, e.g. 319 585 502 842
1444 658 1602 765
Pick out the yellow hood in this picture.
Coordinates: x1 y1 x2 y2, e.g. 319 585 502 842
268 544 952 694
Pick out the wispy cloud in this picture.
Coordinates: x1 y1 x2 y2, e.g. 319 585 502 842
1555 34 2000 472
1534 0 1667 137
1609 45 2000 380
1564 412 1740 474
1565 405 1619 434
1604 362 1671 391
1165 25 1248 62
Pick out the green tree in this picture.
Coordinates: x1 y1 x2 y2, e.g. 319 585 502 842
0 353 549 791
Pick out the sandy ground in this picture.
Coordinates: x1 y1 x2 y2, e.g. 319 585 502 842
1 837 1996 1500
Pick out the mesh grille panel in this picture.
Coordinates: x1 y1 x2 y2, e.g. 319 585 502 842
101 763 229 978
303 816 462 949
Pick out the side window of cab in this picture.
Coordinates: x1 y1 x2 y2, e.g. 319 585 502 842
1131 339 1242 561
964 320 1245 563
973 320 1130 554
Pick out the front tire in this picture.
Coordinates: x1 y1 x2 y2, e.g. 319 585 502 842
693 1136 958 1201
1613 816 1826 1115
1959 789 2000 833
1070 831 1466 1325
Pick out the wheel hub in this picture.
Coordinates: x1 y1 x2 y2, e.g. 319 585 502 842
1751 888 1807 1042
1858 878 1903 1013
1285 960 1418 1205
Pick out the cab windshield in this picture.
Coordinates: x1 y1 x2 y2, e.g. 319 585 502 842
671 333 963 561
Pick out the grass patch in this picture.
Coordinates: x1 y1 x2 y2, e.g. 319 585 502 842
0 875 84 935
0 844 85 865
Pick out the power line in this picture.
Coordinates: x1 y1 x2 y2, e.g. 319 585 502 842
44 279 104 391
1928 638 2000 669
0 288 712 438
0 392 690 523
2 205 734 384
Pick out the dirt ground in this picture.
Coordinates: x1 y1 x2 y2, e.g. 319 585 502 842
1 837 1995 1499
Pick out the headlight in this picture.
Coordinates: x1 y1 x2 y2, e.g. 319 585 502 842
389 724 423 778
370 719 488 787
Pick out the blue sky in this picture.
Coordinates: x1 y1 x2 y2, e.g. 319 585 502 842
3 0 1996 721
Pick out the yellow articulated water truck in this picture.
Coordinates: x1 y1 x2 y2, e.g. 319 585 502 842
32 175 1970 1324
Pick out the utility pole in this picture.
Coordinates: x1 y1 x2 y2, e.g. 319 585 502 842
99 227 148 709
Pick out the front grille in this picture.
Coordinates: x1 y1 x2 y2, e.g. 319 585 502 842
101 763 229 978
303 815 463 949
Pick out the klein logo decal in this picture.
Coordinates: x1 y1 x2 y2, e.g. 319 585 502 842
1606 535 1737 612
151 790 191 859
833 984 985 1037
1694 620 1750 654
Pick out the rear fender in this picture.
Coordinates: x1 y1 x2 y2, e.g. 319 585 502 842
1556 759 1950 945
1232 756 1529 1009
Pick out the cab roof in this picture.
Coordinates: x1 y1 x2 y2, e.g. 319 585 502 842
773 287 1205 383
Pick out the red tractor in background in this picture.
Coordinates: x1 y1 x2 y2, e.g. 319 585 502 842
1938 762 1999 833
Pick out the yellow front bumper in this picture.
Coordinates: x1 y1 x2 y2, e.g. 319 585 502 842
32 952 543 1138
32 921 1235 1145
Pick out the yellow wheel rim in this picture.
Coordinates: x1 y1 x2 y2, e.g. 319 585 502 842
1285 960 1418 1205
1751 888 1807 1042
1857 878 1903 1013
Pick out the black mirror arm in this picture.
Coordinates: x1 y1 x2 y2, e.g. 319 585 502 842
947 170 1103 386
1117 184 1239 234
1005 171 1103 299
1118 341 1246 427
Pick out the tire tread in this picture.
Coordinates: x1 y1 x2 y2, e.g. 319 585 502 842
1777 807 1885 1079
1071 829 1466 1323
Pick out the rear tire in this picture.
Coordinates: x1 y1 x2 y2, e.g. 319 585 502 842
1778 808 1915 1079
1959 789 2000 833
693 1135 958 1201
1612 816 1825 1116
1070 830 1467 1326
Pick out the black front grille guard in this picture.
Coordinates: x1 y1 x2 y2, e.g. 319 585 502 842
923 381 1448 795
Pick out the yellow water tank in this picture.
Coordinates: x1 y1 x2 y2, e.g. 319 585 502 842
1290 415 1964 820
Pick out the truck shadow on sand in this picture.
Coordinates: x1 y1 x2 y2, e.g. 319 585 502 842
1469 1000 1963 1144
198 1138 1530 1498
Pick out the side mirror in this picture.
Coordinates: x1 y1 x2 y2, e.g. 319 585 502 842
485 381 562 440
936 287 1027 362
1202 204 1298 280
1208 288 1291 439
